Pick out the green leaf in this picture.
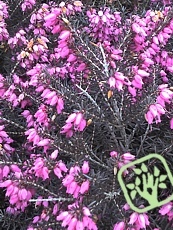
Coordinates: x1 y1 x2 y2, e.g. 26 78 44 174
133 168 142 175
135 176 141 186
126 183 135 190
154 166 160 177
141 163 148 173
159 174 167 182
158 183 167 189
130 190 137 200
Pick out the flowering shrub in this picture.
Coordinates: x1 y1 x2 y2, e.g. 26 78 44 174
0 0 173 229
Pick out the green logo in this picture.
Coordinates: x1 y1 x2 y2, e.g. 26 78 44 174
118 154 173 213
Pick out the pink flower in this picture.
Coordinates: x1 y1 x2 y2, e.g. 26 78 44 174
56 211 69 221
110 151 118 158
159 202 173 215
66 113 77 123
68 217 78 230
56 97 64 114
18 188 28 200
41 167 49 180
25 128 37 142
0 179 12 188
58 161 68 172
132 79 143 89
129 212 150 229
62 214 73 227
50 95 59 106
50 150 58 160
82 161 89 174
60 46 70 58
59 30 71 41
78 119 86 131
123 203 130 210
77 63 86 72
74 113 83 126
114 221 125 230
33 216 40 224
32 157 49 180
108 77 116 88
10 193 19 205
145 110 154 124
149 104 158 117
52 25 61 34
76 221 84 230
155 104 165 114
137 214 149 229
37 139 50 147
53 204 58 215
53 167 63 178
44 13 57 23
114 72 124 81
67 54 77 62
128 86 136 97
160 91 171 101
62 175 74 186
61 112 86 136
122 153 135 161
2 165 10 177
132 23 141 33
156 96 165 107
44 13 58 27
80 180 90 194
67 181 78 194
6 184 15 197
61 123 73 132
134 75 144 85
115 80 124 91
83 207 91 216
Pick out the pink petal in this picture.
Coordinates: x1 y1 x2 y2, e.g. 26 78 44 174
44 13 57 22
114 221 125 230
68 217 78 230
59 30 70 40
83 207 91 216
149 104 158 117
129 212 138 225
3 166 10 177
82 161 89 174
108 77 116 88
137 69 149 77
74 113 83 126
132 23 141 33
62 214 72 227
50 95 58 106
80 180 90 194
145 110 154 124
66 113 77 123
56 211 69 221
67 181 78 194
37 139 50 147
54 167 62 178
58 161 68 172
122 153 135 160
76 221 84 230
128 86 136 97
78 119 86 131
159 202 173 215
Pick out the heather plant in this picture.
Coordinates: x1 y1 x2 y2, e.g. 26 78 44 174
1 0 173 229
